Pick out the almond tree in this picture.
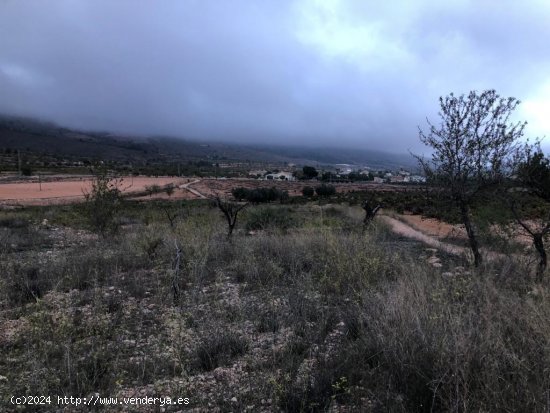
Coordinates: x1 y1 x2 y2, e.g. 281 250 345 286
213 195 248 238
510 144 550 281
417 90 526 267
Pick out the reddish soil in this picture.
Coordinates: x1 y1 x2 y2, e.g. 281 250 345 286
391 213 533 247
0 175 423 206
0 176 186 206
398 214 467 239
188 178 419 198
379 215 468 256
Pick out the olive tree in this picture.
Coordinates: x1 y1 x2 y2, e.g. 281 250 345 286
417 90 526 267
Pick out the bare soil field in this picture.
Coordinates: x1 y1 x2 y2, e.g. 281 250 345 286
188 178 418 198
0 176 186 206
0 175 422 206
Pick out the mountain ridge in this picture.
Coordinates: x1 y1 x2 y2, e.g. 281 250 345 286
0 114 417 170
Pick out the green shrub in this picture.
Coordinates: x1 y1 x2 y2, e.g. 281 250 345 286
164 183 175 196
232 186 289 203
315 184 336 197
83 170 123 235
302 186 314 197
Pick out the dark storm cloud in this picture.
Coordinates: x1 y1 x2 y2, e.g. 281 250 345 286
1 0 550 152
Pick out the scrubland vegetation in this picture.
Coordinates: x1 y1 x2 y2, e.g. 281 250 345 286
1 187 549 412
1 90 549 411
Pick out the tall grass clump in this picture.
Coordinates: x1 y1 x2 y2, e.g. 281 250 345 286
287 259 550 412
245 206 299 232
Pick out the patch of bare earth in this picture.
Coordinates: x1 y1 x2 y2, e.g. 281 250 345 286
187 178 422 200
0 176 186 206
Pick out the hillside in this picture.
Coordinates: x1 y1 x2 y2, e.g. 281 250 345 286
0 115 416 172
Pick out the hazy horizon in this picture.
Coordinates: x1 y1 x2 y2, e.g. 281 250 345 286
2 1 550 153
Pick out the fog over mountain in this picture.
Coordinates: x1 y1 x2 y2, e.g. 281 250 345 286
1 0 550 153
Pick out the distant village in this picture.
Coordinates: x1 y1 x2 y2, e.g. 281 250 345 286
246 164 427 184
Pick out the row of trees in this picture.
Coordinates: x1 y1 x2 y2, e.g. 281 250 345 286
302 184 336 197
231 186 289 203
300 167 376 182
231 183 337 201
418 89 550 279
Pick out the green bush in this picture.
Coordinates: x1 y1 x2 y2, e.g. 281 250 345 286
302 186 314 197
83 170 123 235
232 186 289 203
315 184 336 197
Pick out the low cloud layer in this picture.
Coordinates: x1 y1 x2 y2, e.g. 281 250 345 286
1 0 550 152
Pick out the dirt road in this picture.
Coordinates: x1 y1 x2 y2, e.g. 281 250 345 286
180 179 207 199
379 215 468 256
379 214 513 263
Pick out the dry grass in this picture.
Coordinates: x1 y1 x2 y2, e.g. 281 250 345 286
0 202 549 412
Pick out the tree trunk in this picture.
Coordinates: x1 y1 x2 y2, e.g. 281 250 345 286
460 201 482 267
227 219 235 238
363 201 381 228
533 233 547 282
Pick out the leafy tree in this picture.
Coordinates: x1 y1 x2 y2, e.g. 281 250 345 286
302 166 318 179
302 186 314 198
315 184 336 197
21 165 33 176
279 190 290 203
321 172 335 182
417 90 526 267
232 187 250 201
231 186 288 203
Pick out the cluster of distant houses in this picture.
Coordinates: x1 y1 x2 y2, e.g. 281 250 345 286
376 170 427 184
249 170 296 181
248 167 426 184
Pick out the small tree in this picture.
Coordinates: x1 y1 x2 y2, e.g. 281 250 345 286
232 187 250 201
302 166 318 179
145 184 162 197
315 184 336 197
510 145 550 281
362 198 381 228
83 168 123 235
302 186 314 198
165 183 175 197
279 190 290 203
417 90 526 267
213 195 248 238
21 164 33 176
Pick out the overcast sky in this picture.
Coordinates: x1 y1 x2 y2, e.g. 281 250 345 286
1 0 550 153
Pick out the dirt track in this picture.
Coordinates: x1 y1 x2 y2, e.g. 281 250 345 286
378 214 527 264
379 215 468 257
